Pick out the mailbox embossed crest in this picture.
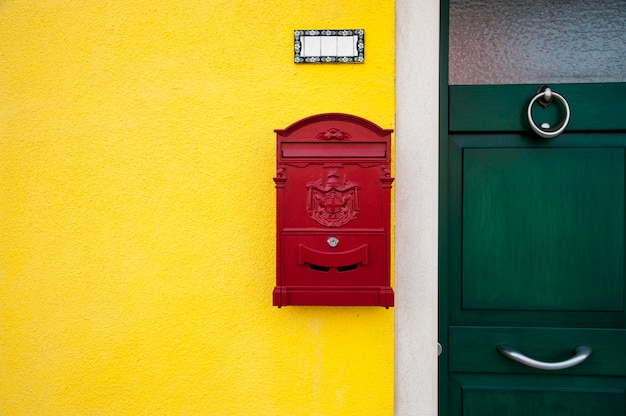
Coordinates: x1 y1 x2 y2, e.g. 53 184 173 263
306 169 360 227
274 113 394 307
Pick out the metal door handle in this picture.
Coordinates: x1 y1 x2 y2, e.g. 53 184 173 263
497 345 592 370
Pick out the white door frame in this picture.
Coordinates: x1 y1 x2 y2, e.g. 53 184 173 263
395 0 440 414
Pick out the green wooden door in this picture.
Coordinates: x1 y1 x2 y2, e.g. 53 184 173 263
440 83 626 415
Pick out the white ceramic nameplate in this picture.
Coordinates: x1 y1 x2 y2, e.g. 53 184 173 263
294 30 364 63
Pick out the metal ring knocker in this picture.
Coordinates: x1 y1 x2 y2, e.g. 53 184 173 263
527 86 571 139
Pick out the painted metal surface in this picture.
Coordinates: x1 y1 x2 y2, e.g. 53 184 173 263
274 113 394 307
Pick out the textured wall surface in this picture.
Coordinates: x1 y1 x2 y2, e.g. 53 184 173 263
0 1 395 414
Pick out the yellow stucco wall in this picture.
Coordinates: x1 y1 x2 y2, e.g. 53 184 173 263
0 1 394 414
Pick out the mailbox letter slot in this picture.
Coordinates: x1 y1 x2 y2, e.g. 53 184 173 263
299 244 369 269
273 113 394 307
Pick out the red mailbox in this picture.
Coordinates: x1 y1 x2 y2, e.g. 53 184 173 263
273 113 394 307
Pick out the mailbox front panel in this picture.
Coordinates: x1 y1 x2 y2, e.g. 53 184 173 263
274 113 394 307
283 232 384 285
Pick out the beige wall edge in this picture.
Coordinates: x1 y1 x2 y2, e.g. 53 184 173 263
395 0 440 414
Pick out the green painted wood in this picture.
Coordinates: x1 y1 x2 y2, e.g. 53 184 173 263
439 3 626 415
449 326 626 376
438 0 451 413
450 83 626 132
463 388 624 416
450 374 626 416
442 83 626 414
462 147 624 311
447 133 626 328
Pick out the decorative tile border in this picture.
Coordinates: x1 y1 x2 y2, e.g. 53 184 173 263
294 29 365 63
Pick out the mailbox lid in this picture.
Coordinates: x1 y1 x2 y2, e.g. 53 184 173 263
275 113 393 140
276 113 392 164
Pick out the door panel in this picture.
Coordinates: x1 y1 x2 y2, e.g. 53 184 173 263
450 374 626 416
449 327 626 376
462 147 624 311
459 382 626 416
450 84 626 132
